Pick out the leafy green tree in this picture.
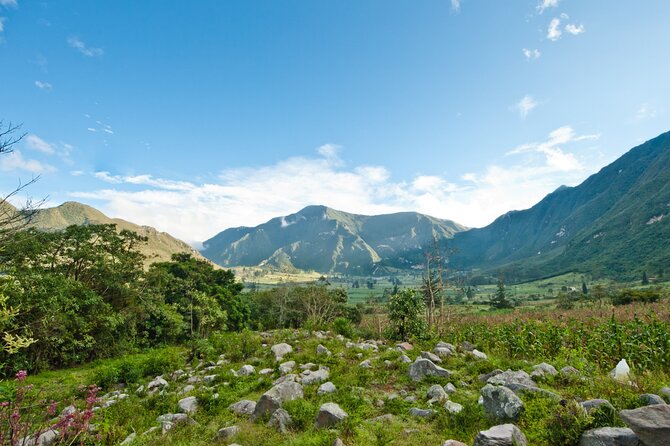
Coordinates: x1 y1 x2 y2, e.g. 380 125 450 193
581 280 588 295
386 289 427 341
642 271 649 285
490 278 513 309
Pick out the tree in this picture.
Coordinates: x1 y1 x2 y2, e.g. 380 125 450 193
490 278 513 309
581 280 588 295
386 289 427 341
642 271 649 285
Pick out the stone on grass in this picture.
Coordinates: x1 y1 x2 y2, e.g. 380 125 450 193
180 384 195 394
580 399 614 414
156 413 191 424
409 358 451 381
486 370 537 392
421 351 442 363
359 359 372 368
409 407 436 418
481 384 524 421
444 383 457 394
659 387 670 402
531 362 558 378
216 426 240 440
444 401 464 414
560 366 581 378
316 403 348 428
271 343 293 361
318 382 336 395
639 394 666 406
619 404 670 446
253 381 304 419
333 439 344 446
443 441 468 446
147 376 168 391
279 361 296 375
267 408 292 433
473 424 528 446
399 354 412 364
471 349 488 360
301 368 330 385
177 396 198 414
119 433 136 445
578 427 641 446
238 364 255 376
229 400 256 416
396 342 413 351
427 384 449 404
317 344 331 356
259 368 274 375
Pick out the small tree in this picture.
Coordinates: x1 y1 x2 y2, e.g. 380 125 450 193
581 280 588 295
490 278 513 309
642 271 649 285
386 289 427 341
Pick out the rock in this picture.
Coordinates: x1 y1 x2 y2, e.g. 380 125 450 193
359 359 372 368
61 405 76 417
421 351 443 363
274 374 299 385
180 384 195 394
396 342 413 351
119 433 136 445
279 361 296 375
479 369 503 382
481 384 524 421
610 359 631 384
434 347 454 358
333 439 344 446
177 396 198 414
142 426 158 436
300 362 317 370
460 341 475 352
203 374 216 384
238 364 255 376
427 384 449 404
267 408 292 433
318 382 337 395
473 424 528 446
156 413 191 424
486 370 537 392
368 414 395 423
444 401 464 414
135 385 145 394
639 394 666 406
578 427 641 446
659 387 670 403
399 354 412 364
531 362 558 378
271 343 293 361
259 368 274 375
619 404 670 446
444 383 457 394
409 358 451 381
471 349 488 360
147 376 169 391
357 342 378 352
216 426 240 440
409 407 436 418
229 399 256 416
443 441 468 446
301 368 330 385
580 399 614 414
560 366 581 378
26 429 59 446
316 402 348 428
317 344 331 356
253 381 304 419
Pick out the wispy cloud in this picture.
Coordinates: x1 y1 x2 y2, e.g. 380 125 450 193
0 17 6 33
565 23 585 35
522 48 541 60
451 0 461 12
514 95 538 118
67 36 104 57
547 18 562 41
537 0 559 13
635 103 658 121
71 131 602 244
34 80 53 91
25 134 56 155
0 0 18 7
0 151 55 174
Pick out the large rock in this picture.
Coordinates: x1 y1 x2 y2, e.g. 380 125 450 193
271 343 293 361
318 382 337 395
409 407 436 418
427 384 449 404
580 399 614 414
481 384 524 421
409 358 451 381
301 368 330 385
316 403 348 428
229 399 256 416
279 360 296 375
253 381 304 419
317 344 332 356
421 351 443 363
619 404 670 446
177 396 198 414
216 426 240 440
443 441 468 446
267 408 292 433
474 424 528 446
487 370 537 392
238 364 255 376
579 427 641 446
531 362 558 378
147 376 169 391
639 394 666 406
444 401 464 414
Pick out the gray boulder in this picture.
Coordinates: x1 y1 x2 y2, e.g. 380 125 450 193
474 424 528 446
359 359 372 368
531 362 558 378
639 394 666 406
119 432 136 445
229 399 256 416
580 399 614 414
427 384 449 404
301 368 330 385
177 396 198 414
579 427 641 446
434 347 454 358
481 384 524 421
253 381 304 419
279 360 296 375
620 404 670 446
409 407 436 418
409 358 451 381
318 381 337 395
267 408 292 433
659 387 670 402
216 426 240 440
471 349 488 360
487 370 537 392
238 364 255 376
317 344 331 356
316 403 348 428
444 383 457 394
561 366 581 378
399 354 412 364
443 441 468 446
271 343 293 361
444 401 464 414
421 351 443 363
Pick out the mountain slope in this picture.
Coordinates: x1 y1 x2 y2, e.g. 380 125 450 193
449 130 670 280
27 201 203 265
201 206 467 274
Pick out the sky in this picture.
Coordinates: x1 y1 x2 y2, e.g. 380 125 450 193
1 0 669 246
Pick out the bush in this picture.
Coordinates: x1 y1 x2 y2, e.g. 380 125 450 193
332 317 354 338
386 289 427 341
611 289 661 306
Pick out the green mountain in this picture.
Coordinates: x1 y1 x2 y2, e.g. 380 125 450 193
25 201 204 265
449 130 670 281
201 205 467 274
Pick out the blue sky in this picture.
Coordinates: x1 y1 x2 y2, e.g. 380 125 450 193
1 0 669 244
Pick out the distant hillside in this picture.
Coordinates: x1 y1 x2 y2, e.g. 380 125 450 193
27 201 204 265
201 206 467 274
449 130 670 281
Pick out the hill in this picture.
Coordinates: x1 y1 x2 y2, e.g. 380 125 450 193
449 130 670 281
201 206 467 274
26 201 204 265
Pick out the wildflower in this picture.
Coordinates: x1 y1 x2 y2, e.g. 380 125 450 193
15 370 27 381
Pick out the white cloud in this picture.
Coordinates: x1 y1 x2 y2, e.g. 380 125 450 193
451 0 461 12
71 134 603 244
34 80 53 90
0 17 5 33
635 103 658 121
537 0 559 13
522 48 541 60
565 23 585 35
0 150 55 173
67 36 104 57
547 18 562 41
25 134 56 154
0 0 18 7
514 95 538 118
87 128 96 132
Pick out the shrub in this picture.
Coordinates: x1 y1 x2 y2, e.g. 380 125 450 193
332 317 354 338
